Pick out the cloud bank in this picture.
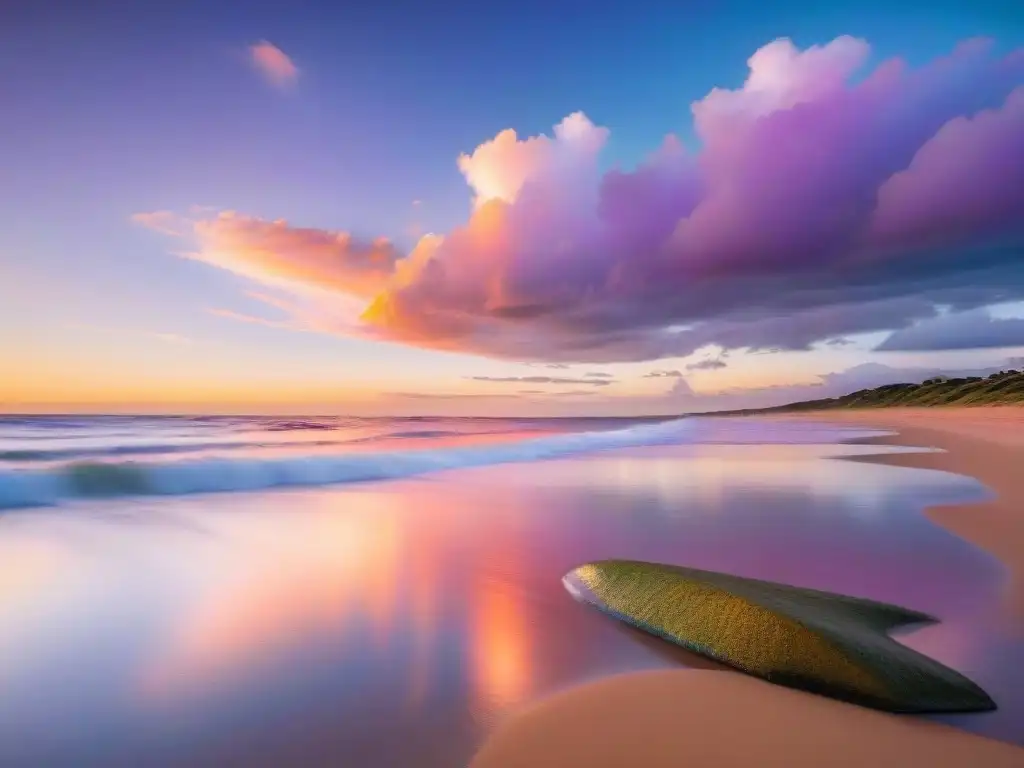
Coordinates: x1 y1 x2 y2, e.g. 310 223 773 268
139 36 1024 363
876 308 1024 351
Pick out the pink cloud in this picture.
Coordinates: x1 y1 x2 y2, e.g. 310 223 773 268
139 36 1024 363
249 41 299 89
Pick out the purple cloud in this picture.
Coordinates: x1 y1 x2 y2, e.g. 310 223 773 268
870 86 1024 249
139 37 1024 363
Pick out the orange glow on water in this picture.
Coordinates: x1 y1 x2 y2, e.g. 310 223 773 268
472 576 532 712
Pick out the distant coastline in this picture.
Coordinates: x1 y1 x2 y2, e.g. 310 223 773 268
704 368 1024 416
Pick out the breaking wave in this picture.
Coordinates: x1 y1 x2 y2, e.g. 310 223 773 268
0 418 692 510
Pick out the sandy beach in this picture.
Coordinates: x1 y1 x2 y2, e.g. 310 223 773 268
473 407 1024 767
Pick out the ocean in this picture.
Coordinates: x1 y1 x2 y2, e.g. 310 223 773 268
0 415 679 509
0 415 1019 765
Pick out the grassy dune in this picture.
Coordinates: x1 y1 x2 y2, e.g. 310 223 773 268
713 369 1024 415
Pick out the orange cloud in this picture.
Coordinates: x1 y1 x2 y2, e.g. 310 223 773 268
249 40 299 89
138 210 402 301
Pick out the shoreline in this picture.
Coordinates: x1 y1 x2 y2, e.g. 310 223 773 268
473 406 1024 767
791 406 1024 627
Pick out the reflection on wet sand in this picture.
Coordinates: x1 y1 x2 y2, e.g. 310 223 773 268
137 486 539 725
473 575 533 713
141 493 407 698
404 546 439 708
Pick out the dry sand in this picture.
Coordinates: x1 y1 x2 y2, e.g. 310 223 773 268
471 670 1024 768
472 407 1024 767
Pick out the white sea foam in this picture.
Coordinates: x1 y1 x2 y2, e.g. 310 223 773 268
0 418 694 510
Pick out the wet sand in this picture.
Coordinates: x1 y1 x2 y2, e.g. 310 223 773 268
798 406 1024 625
473 407 1024 767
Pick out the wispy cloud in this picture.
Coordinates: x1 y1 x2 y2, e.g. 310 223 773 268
152 333 192 346
249 41 299 90
208 308 295 330
468 375 612 386
643 369 683 378
66 323 193 346
388 391 521 400
686 357 728 371
131 211 186 237
517 388 600 397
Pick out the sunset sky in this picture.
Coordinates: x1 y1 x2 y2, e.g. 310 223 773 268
3 1 1023 415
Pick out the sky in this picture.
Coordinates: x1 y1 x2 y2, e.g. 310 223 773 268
2 0 1023 415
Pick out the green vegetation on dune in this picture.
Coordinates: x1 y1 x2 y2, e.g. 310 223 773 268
713 369 1024 415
